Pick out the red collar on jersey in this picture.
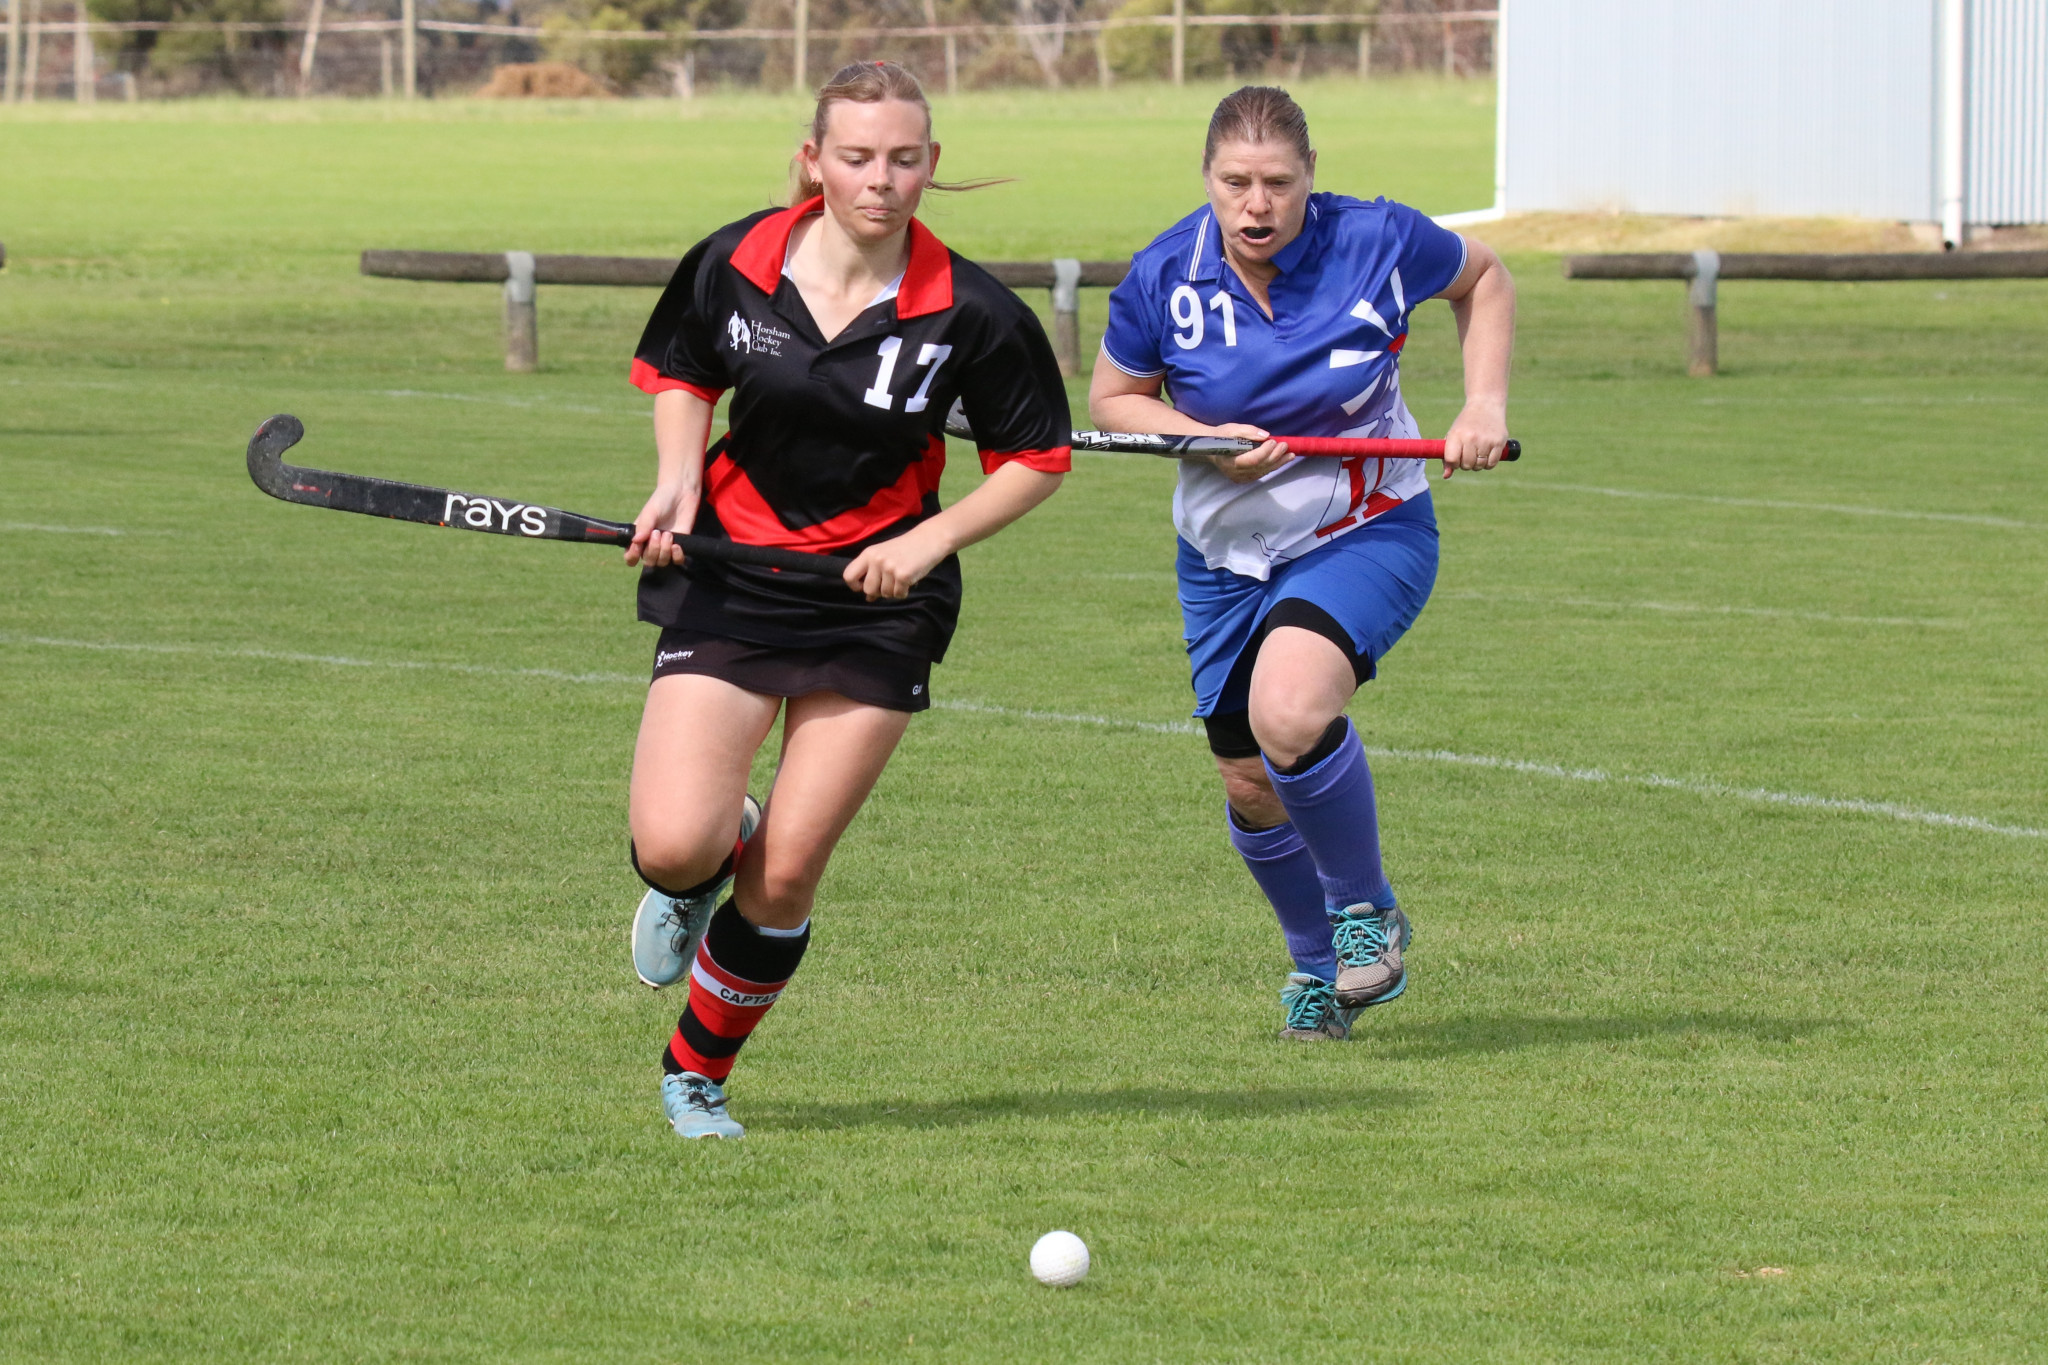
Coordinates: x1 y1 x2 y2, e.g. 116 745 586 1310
727 196 954 320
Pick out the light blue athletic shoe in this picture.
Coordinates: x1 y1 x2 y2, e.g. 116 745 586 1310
1279 972 1350 1041
630 794 761 990
1332 903 1410 1010
662 1071 744 1139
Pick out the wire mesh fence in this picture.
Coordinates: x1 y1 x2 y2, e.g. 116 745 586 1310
1 0 1494 101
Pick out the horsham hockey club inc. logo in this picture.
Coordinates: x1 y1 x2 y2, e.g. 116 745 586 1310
725 311 789 358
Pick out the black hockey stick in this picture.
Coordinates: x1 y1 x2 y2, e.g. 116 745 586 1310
941 414 1518 462
245 414 855 578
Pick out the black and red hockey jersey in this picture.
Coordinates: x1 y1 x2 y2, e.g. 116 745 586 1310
630 198 1072 661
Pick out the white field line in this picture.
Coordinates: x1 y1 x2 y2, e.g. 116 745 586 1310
6 631 2042 843
1491 480 2044 531
1433 589 1965 630
1070 456 2042 529
0 376 648 418
0 633 640 686
1 522 172 537
1093 577 1964 629
374 388 637 418
1365 747 2048 841
933 696 1201 736
939 698 2045 841
1688 393 2023 408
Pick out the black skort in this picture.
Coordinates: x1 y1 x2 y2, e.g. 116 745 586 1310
650 627 931 714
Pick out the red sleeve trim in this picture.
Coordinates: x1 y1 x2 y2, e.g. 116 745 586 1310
979 445 1072 475
629 358 722 402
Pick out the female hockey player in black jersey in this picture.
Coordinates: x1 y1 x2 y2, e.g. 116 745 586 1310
621 60 1072 1139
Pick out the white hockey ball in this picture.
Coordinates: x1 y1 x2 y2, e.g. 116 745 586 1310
1029 1230 1089 1287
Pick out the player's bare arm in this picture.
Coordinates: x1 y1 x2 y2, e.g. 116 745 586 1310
625 386 715 569
1088 356 1291 484
1432 236 1516 479
844 461 1063 600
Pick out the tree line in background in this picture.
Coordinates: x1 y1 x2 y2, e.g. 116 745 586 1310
6 0 1492 98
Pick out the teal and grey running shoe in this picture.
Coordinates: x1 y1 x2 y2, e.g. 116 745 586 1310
1279 972 1350 1041
630 794 762 989
662 1071 744 1139
1333 903 1410 1010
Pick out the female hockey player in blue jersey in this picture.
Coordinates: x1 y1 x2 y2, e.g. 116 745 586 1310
1090 85 1516 1040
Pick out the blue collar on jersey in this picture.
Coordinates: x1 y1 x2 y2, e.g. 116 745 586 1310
1187 198 1327 285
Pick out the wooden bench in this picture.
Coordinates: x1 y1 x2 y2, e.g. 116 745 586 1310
360 249 1130 377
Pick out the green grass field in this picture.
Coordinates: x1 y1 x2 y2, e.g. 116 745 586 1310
4 82 2047 1361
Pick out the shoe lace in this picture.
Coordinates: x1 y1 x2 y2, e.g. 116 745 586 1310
1332 910 1389 966
659 896 701 955
1282 977 1335 1031
673 1074 722 1114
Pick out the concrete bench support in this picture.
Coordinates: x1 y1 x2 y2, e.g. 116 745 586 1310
1051 257 1083 377
1686 249 1719 377
362 249 1132 377
1563 250 2048 378
503 251 537 373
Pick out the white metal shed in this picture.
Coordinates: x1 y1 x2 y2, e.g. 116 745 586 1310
1487 0 2048 238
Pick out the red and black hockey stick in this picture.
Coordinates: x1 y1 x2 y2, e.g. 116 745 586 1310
940 415 1518 461
1066 430 1519 461
244 414 855 577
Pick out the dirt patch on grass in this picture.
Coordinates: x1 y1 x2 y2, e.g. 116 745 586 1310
477 63 615 99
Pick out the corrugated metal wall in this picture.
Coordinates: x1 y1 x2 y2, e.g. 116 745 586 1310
1502 0 1938 219
1971 0 2048 223
1501 0 2046 224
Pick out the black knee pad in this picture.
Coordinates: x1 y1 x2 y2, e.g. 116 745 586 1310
630 840 730 900
1203 710 1262 759
1270 717 1351 776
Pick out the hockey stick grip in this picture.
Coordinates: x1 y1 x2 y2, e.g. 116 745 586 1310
1048 426 1521 461
1274 436 1521 461
665 534 854 577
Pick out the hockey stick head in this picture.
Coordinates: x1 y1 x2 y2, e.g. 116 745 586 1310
941 404 976 445
246 413 306 499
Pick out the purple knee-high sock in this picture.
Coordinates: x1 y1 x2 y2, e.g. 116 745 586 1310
1263 717 1396 913
1225 806 1339 981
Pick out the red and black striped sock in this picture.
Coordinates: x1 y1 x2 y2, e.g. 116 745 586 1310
660 899 810 1082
